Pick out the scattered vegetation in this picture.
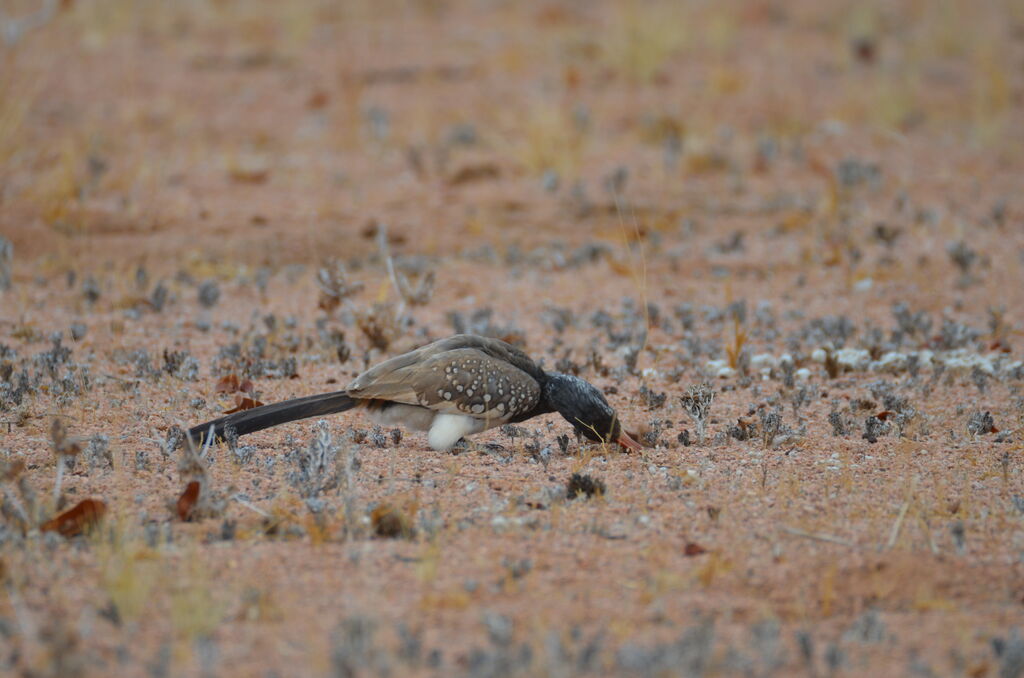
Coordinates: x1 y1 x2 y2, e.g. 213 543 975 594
0 0 1020 675
680 383 715 444
566 473 606 500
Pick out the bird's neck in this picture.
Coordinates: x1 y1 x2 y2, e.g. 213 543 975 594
507 371 556 422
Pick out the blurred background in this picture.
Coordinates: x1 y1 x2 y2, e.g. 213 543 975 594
1 0 1020 270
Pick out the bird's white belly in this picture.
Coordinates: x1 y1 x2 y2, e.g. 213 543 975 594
367 404 499 450
427 414 488 451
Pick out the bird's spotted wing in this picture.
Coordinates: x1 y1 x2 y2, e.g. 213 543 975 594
346 348 539 423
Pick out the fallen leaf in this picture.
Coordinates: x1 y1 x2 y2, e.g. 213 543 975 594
360 221 407 244
41 499 107 537
851 36 877 64
223 395 264 414
446 163 500 187
215 374 240 393
228 164 269 184
684 542 708 557
177 481 200 521
371 503 415 539
306 90 330 110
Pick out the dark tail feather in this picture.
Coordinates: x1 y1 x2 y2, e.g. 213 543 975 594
188 391 358 445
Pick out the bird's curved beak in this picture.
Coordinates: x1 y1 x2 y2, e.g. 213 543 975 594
616 429 643 451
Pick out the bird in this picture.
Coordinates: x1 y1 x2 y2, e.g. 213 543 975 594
187 334 641 452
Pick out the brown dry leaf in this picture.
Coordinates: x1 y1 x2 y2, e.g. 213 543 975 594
41 498 107 537
371 502 416 539
228 163 269 184
177 480 200 521
306 90 330 110
684 542 708 557
216 375 256 395
215 374 240 393
446 163 500 187
223 395 264 414
734 418 755 438
360 222 406 244
824 349 840 379
686 151 729 175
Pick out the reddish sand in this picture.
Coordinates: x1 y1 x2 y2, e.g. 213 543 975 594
1 1 1023 676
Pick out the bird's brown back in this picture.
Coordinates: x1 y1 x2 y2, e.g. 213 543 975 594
346 335 545 423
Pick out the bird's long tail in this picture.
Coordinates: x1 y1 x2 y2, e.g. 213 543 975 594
188 391 358 444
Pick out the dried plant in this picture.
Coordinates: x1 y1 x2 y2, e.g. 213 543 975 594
371 502 415 538
567 473 606 499
1 458 38 534
759 408 782 449
50 417 82 506
680 382 715 444
0 236 12 291
639 384 666 410
175 426 225 521
725 318 748 371
967 410 996 437
197 279 220 308
862 415 891 444
828 404 852 437
355 303 400 351
946 240 978 284
316 259 365 313
289 420 344 499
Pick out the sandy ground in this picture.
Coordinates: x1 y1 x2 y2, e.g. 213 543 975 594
1 0 1024 676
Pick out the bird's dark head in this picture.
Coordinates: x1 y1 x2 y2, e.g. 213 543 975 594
542 373 641 450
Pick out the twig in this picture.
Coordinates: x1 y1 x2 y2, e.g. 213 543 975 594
780 525 856 547
232 495 270 518
882 500 910 552
1 486 30 529
200 424 215 459
377 223 407 321
6 584 36 643
917 513 939 555
52 458 64 507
